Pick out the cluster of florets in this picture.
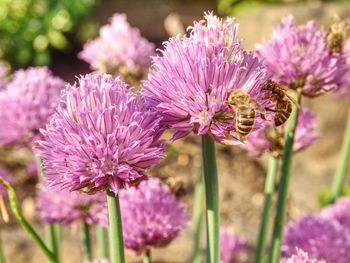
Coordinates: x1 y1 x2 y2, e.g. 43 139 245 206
241 107 319 157
0 67 65 146
281 248 326 263
119 177 189 254
282 215 350 263
36 184 107 226
36 74 164 194
79 13 155 83
142 12 274 145
257 15 350 97
219 228 248 263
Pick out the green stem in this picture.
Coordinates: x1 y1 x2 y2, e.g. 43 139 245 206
192 166 204 263
142 249 151 263
96 226 108 259
268 93 302 263
255 155 279 263
329 107 350 204
201 135 219 263
107 191 125 263
36 156 60 262
0 228 4 263
82 222 92 261
45 224 60 263
0 177 55 262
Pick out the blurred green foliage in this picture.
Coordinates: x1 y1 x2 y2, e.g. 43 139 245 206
0 0 96 68
218 0 349 16
319 186 350 207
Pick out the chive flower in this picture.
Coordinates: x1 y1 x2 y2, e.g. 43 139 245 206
36 74 164 194
37 184 107 227
220 228 248 263
79 13 155 82
119 177 189 254
257 15 349 97
282 215 350 263
142 12 273 144
0 67 65 146
281 248 326 263
321 197 350 230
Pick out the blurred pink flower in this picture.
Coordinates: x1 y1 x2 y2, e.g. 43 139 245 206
0 67 64 146
281 248 326 263
220 228 248 263
120 177 189 254
37 184 107 226
321 197 350 230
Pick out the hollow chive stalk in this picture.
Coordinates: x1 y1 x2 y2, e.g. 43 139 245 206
254 155 279 263
0 177 56 262
82 222 92 261
329 107 350 204
201 135 219 263
268 92 301 263
192 166 204 263
0 227 4 263
107 191 125 263
36 156 60 262
143 249 151 263
96 226 108 259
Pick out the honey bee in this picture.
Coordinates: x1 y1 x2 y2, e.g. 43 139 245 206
327 16 349 53
161 176 186 198
262 80 298 127
227 90 266 141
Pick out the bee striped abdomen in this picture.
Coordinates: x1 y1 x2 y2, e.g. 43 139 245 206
274 100 292 126
236 107 255 137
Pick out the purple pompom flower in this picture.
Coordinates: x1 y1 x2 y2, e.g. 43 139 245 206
241 107 319 157
220 228 248 263
36 74 164 194
37 184 107 226
256 15 349 97
320 197 350 230
0 67 65 146
281 248 326 263
119 177 189 254
79 13 155 82
142 12 273 144
282 215 350 263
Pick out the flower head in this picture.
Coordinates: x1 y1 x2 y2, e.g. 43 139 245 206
220 228 248 263
142 12 273 145
241 107 319 157
257 15 349 97
36 74 164 194
36 184 107 226
79 13 155 82
282 215 350 263
321 197 350 230
281 248 326 263
0 67 64 146
120 177 189 254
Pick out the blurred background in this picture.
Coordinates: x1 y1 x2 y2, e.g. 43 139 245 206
1 0 350 262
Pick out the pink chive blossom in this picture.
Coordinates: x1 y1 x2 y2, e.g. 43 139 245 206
241 107 319 157
36 184 107 227
333 39 350 99
142 12 273 145
0 67 65 146
282 215 350 263
119 177 189 254
79 14 155 77
36 74 164 194
281 248 326 263
320 197 350 230
256 15 349 97
220 228 248 263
